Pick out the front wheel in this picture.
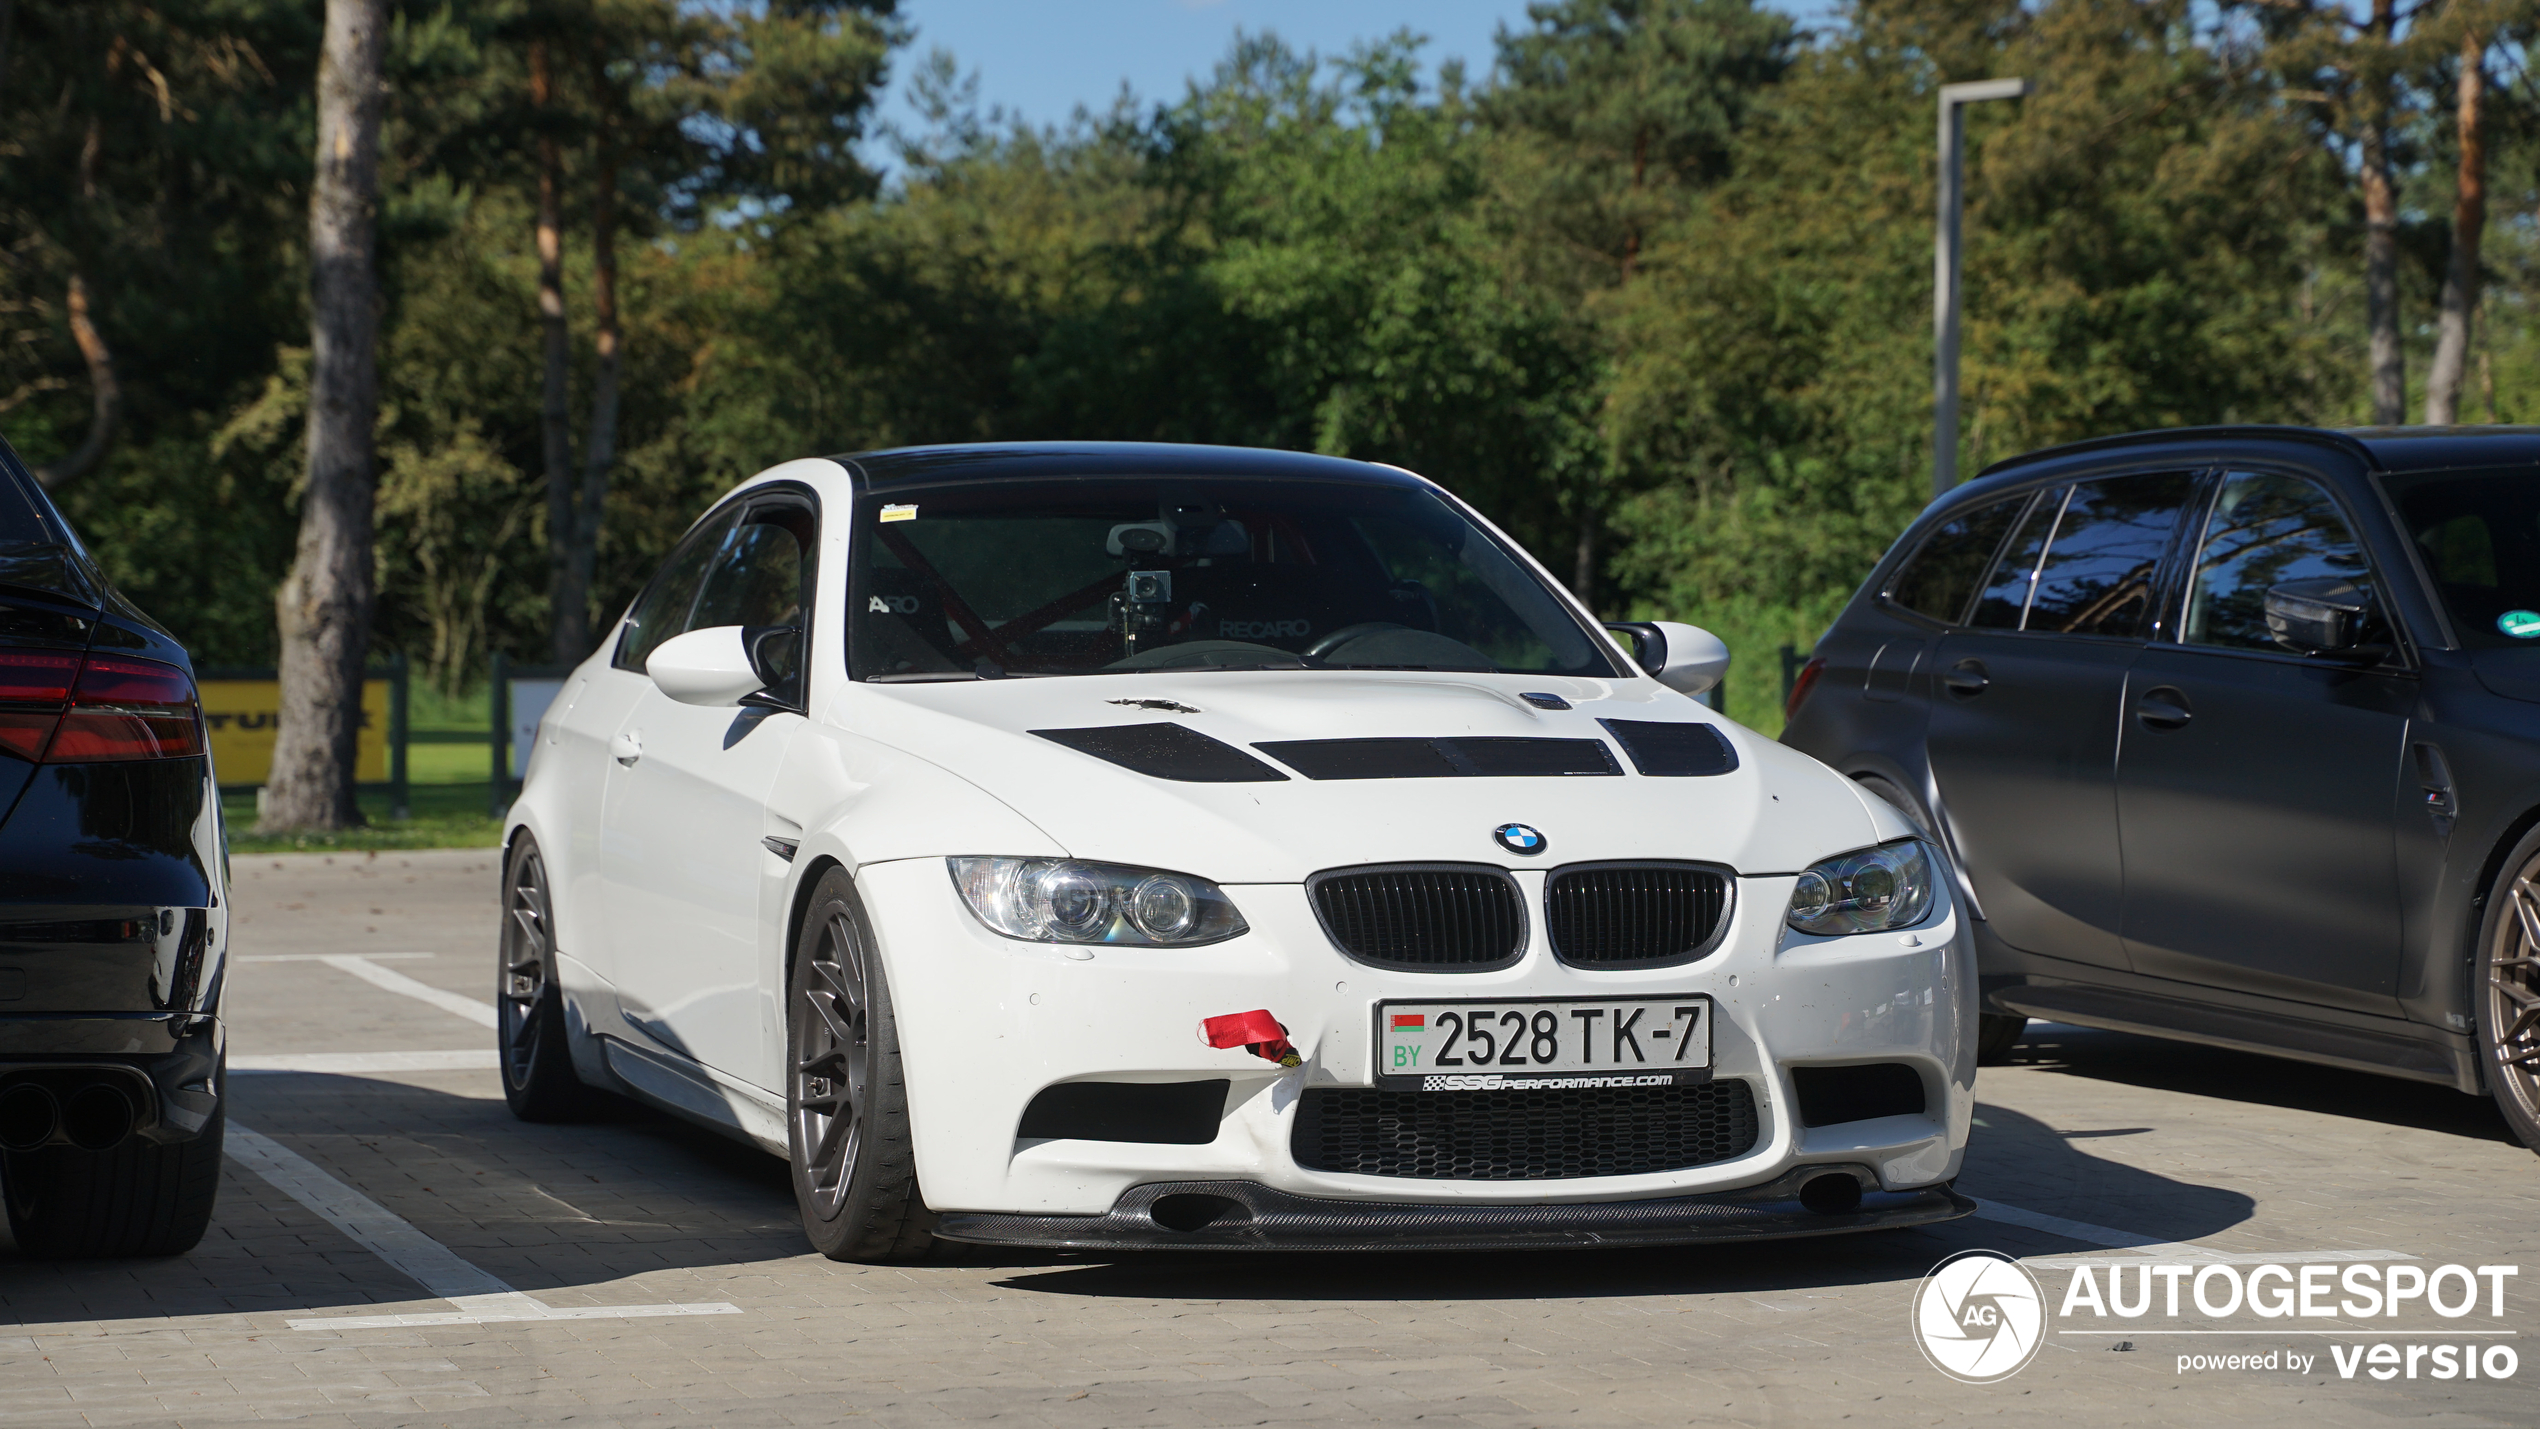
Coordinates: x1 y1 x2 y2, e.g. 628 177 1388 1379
788 867 934 1262
2473 830 2540 1154
499 834 602 1123
1975 1012 2027 1066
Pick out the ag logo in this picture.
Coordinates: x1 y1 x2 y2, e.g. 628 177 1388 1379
1492 823 1546 856
1911 1250 2045 1383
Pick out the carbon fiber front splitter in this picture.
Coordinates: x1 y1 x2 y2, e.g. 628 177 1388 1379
934 1165 1975 1252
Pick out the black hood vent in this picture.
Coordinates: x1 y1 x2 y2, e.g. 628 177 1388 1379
1031 723 1288 782
1598 720 1737 777
1257 737 1620 780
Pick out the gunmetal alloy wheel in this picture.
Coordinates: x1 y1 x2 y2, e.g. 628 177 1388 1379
793 910 872 1221
2484 848 2540 1152
498 835 599 1122
787 867 932 1261
500 846 553 1087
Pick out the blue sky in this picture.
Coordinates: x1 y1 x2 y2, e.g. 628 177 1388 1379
877 0 1844 141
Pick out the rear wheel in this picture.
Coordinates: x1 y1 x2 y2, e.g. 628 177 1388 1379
3 1092 222 1258
499 835 602 1122
788 867 933 1262
2474 831 2540 1153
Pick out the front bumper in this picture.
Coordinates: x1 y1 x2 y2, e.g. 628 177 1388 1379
938 1165 1976 1252
857 856 1978 1222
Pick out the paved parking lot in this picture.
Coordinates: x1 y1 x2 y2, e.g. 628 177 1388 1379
3 848 2535 1427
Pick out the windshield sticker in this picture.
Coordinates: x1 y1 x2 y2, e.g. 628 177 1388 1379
1220 618 1311 640
2500 610 2540 639
879 503 918 523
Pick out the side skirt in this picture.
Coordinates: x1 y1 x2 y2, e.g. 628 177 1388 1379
600 1037 789 1156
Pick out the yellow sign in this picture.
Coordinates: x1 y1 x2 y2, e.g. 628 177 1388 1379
197 679 390 786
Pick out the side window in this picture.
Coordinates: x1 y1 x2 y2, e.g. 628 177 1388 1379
689 504 816 695
2022 472 2194 638
2183 472 2374 651
612 504 745 673
1967 488 2062 629
1887 494 2031 624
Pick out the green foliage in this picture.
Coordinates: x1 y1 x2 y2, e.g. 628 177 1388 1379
3 0 2525 759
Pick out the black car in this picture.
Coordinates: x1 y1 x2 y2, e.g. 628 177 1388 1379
1784 425 2540 1153
0 437 227 1256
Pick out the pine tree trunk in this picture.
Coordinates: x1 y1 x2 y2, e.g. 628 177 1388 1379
532 41 583 664
2425 30 2487 426
2362 0 2404 426
34 118 119 491
261 0 386 833
576 108 621 635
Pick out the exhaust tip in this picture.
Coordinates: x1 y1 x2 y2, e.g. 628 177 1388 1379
1150 1193 1247 1233
0 1082 58 1152
1799 1172 1864 1216
61 1082 135 1152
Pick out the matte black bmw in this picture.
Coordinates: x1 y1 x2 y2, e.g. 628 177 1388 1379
1786 426 2540 1153
0 437 227 1256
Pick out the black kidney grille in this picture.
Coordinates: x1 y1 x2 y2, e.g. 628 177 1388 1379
1310 867 1524 969
1546 864 1733 966
1293 1082 1760 1179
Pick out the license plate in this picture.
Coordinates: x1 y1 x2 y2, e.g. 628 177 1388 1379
1374 996 1712 1090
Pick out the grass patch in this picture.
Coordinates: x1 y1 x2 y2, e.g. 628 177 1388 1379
223 780 505 854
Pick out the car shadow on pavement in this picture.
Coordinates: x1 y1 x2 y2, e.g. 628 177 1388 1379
2003 1020 2521 1145
977 1098 2255 1302
0 1070 804 1327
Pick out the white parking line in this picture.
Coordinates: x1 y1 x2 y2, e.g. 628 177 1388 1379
224 1122 741 1330
316 954 498 1028
1970 1198 2414 1264
237 952 438 962
232 1050 497 1074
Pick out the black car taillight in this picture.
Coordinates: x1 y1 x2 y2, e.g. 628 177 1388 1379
0 650 202 764
1784 656 1826 723
0 649 82 761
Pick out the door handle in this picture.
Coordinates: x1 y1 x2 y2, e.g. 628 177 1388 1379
1942 658 1988 698
610 730 643 766
2134 687 2192 730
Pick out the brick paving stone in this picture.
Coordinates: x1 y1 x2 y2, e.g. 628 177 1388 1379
0 849 2533 1426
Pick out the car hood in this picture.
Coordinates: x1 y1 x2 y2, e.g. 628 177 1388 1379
827 671 1884 883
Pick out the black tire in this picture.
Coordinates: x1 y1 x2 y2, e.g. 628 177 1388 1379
4 1093 222 1258
2472 828 2540 1154
499 834 603 1123
788 867 933 1262
1975 1012 2028 1066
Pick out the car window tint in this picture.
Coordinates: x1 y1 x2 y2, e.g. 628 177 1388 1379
1889 494 2030 624
689 506 816 690
613 503 744 672
0 462 51 546
2183 472 2373 650
1966 488 2062 629
2024 472 2193 638
2386 469 2540 648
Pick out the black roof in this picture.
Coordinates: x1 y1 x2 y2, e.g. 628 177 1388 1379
1973 424 2540 484
831 441 1429 490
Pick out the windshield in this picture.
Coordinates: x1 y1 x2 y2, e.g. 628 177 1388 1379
2385 467 2540 649
848 476 1621 680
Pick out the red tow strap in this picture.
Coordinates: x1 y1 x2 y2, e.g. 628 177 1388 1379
1200 1009 1302 1068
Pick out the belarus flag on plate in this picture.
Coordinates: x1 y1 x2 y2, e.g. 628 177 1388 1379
1391 1014 1425 1030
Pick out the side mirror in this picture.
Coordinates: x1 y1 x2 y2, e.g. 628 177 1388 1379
647 625 764 707
2263 579 2388 661
743 624 802 705
1605 620 1732 696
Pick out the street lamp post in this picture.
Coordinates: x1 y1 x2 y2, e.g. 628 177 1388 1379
1932 77 2029 500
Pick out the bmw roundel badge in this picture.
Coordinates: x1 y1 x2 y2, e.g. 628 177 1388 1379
1493 823 1547 856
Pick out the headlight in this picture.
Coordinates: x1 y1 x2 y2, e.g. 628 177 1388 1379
1786 839 1936 936
948 857 1247 946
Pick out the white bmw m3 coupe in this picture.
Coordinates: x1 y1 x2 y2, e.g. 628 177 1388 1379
499 442 1977 1259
